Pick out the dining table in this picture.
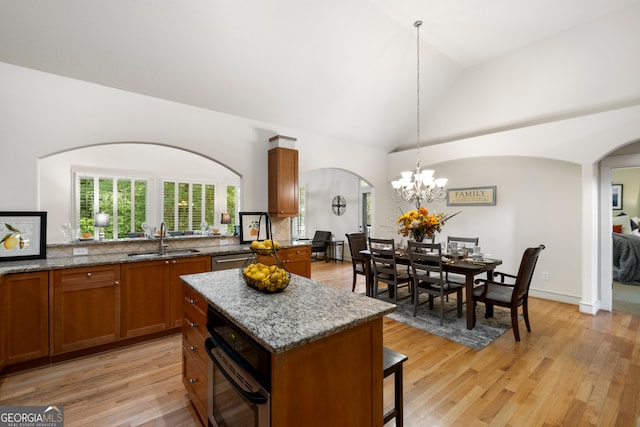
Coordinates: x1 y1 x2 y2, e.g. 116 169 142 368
360 249 502 330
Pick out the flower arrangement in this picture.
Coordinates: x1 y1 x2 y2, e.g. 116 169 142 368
397 207 460 242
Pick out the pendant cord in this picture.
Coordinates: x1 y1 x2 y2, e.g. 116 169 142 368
415 20 422 167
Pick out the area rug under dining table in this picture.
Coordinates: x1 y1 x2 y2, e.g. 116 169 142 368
379 292 514 350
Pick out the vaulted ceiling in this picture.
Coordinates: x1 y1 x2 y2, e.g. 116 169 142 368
0 0 637 153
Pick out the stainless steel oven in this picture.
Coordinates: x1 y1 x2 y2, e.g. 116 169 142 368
205 305 271 427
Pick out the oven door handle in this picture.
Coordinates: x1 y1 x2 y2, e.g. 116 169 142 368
205 336 268 405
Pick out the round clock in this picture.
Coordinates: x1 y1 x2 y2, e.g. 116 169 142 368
332 195 346 216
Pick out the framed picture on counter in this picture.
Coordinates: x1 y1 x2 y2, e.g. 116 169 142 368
239 212 271 244
0 211 47 262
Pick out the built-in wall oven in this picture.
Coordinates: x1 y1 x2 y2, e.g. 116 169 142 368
205 305 271 427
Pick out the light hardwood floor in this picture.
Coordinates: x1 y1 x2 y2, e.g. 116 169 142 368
1 261 639 426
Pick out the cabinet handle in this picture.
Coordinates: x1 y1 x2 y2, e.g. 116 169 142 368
190 345 198 352
165 260 170 265
114 280 120 286
189 378 198 384
190 299 197 304
190 321 197 328
172 260 177 264
86 272 92 278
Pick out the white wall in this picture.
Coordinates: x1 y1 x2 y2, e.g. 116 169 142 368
0 61 388 215
300 168 362 241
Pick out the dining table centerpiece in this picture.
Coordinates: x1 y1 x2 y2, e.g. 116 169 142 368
397 207 460 242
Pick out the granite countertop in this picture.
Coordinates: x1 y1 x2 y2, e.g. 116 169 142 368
0 241 310 277
180 269 396 354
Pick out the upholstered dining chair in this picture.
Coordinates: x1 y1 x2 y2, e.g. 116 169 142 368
345 232 368 292
472 244 545 341
368 237 412 303
407 241 463 325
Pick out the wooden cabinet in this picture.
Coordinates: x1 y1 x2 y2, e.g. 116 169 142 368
170 256 211 328
271 318 384 426
268 147 299 217
1 272 49 367
52 266 121 354
182 284 208 425
120 259 171 338
257 245 311 278
121 255 211 338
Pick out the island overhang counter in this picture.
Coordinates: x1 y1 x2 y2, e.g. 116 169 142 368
180 269 396 427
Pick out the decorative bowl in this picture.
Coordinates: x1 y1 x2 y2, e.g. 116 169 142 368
242 267 290 294
250 247 279 256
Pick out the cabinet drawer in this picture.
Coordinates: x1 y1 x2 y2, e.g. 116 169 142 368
184 285 207 315
184 304 207 338
183 350 208 423
283 247 310 262
183 324 207 368
54 265 119 287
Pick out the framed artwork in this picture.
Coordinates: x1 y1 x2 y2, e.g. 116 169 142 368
0 211 47 262
612 184 623 210
239 212 270 244
447 186 497 206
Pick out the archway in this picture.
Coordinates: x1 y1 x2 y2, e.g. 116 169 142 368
38 142 241 243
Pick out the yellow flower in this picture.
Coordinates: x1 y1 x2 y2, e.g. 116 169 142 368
397 209 460 241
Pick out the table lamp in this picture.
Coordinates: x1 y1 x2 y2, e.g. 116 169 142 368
94 212 110 240
220 213 231 225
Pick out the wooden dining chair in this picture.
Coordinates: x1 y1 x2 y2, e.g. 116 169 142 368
445 236 480 287
368 237 411 303
345 232 368 292
407 241 464 325
472 245 545 341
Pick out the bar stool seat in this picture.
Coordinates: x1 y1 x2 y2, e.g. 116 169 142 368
383 347 408 426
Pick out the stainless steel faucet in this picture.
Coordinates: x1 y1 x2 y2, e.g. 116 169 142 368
159 222 167 254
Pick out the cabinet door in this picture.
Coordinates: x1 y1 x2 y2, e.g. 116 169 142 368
284 246 311 278
170 256 211 328
256 246 311 278
53 266 121 354
121 260 170 338
1 272 49 365
268 147 299 217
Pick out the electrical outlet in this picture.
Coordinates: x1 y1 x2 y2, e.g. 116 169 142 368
73 247 89 256
542 272 550 281
219 239 228 246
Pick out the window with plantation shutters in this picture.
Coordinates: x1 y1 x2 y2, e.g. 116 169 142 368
76 172 149 239
291 185 307 238
162 180 216 232
73 166 236 239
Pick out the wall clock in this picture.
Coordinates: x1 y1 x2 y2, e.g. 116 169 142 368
332 195 346 216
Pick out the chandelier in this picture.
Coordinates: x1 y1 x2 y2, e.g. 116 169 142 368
391 20 447 208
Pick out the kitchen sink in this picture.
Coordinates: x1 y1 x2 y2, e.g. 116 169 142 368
128 249 201 259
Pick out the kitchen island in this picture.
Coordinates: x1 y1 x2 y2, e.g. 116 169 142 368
181 269 395 426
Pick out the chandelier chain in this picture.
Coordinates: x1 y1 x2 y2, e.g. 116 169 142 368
415 20 421 159
390 20 447 208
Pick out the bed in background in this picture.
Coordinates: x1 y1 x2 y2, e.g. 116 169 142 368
612 213 640 285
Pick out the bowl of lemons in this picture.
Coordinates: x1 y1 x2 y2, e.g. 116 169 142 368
250 239 280 256
242 262 291 293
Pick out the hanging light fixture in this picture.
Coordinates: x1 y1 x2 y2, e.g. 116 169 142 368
391 20 447 208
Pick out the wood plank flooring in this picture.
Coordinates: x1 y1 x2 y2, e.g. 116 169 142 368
1 261 639 426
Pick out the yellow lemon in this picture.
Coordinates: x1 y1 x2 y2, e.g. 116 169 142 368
3 236 18 250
